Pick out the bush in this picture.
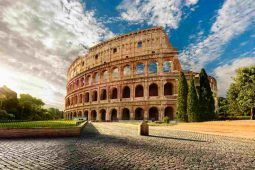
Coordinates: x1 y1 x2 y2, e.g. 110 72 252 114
163 116 170 124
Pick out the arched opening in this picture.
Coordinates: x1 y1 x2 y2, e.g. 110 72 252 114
73 112 77 118
74 95 78 104
164 83 173 95
66 98 70 106
100 89 107 100
92 90 98 101
70 112 73 119
79 94 83 103
84 92 89 102
148 61 158 74
149 83 158 96
149 107 159 121
91 110 97 121
111 87 118 99
84 111 88 120
80 77 85 87
78 111 82 117
93 72 99 84
135 108 144 120
135 85 144 97
163 61 172 72
111 109 118 121
112 67 119 80
100 109 106 121
122 86 130 98
164 107 174 120
122 108 130 120
123 65 131 76
85 75 91 85
136 63 144 74
102 70 109 82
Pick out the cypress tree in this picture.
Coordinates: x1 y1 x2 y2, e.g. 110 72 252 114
198 68 215 121
177 71 188 122
187 74 199 122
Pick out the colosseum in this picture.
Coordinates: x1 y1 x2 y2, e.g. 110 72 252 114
64 27 217 121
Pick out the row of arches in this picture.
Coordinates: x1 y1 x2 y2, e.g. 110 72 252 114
66 106 174 121
67 60 173 92
66 83 174 106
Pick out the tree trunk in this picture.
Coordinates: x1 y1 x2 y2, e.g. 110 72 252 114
251 107 255 120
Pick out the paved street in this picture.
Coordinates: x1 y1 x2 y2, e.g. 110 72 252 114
0 122 255 169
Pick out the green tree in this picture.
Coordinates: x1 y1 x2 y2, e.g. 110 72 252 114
187 74 199 122
47 108 63 119
218 97 229 119
177 71 188 122
227 66 255 119
198 68 215 121
18 94 45 120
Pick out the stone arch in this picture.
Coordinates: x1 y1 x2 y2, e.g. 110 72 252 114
121 108 130 120
164 82 173 95
92 90 98 101
100 109 106 121
149 107 159 121
93 72 99 84
148 61 158 74
136 62 145 74
135 84 144 97
122 86 130 98
83 110 89 120
111 87 118 99
123 65 131 76
164 107 174 120
74 95 78 104
91 110 97 121
102 70 109 82
85 75 91 85
110 108 118 121
84 92 89 102
78 111 82 117
112 67 119 80
149 83 158 96
79 94 83 103
100 89 107 100
80 77 85 87
135 107 144 120
66 98 70 106
73 112 77 118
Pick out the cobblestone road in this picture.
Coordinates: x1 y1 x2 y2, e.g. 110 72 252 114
0 122 255 169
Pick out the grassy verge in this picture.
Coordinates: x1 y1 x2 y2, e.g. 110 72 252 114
0 120 78 128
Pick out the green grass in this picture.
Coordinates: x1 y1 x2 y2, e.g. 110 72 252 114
0 120 78 129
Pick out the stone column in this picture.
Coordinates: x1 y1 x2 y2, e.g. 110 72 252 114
106 109 111 121
117 108 121 120
88 110 91 121
144 110 148 120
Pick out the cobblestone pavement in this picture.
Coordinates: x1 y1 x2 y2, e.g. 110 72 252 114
0 122 255 170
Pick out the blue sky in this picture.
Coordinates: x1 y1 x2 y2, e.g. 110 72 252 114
0 0 254 109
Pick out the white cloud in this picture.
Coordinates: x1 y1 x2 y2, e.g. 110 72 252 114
213 57 255 96
180 0 255 71
117 0 199 28
0 0 113 109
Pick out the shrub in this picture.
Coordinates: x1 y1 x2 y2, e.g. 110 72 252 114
163 116 170 124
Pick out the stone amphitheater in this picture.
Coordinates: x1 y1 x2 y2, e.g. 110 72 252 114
64 27 217 121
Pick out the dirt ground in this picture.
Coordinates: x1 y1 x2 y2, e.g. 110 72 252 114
161 120 255 139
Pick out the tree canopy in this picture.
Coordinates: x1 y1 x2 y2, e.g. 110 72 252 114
227 66 255 119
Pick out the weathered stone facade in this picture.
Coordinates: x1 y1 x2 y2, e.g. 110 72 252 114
64 27 217 121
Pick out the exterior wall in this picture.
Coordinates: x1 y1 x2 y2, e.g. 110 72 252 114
64 27 217 121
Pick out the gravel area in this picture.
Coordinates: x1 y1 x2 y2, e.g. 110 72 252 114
0 122 254 169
